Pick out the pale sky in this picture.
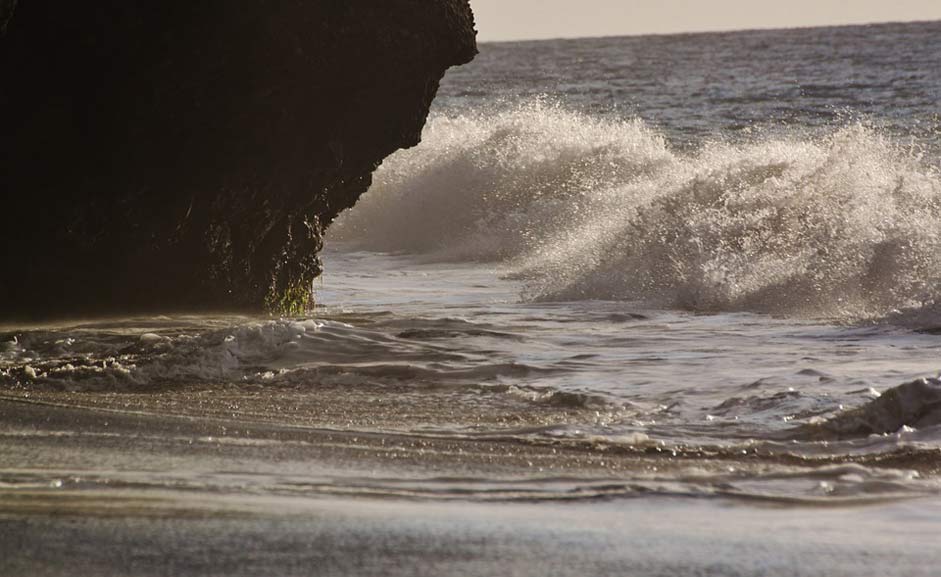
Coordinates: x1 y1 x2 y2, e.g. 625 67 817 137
472 0 941 42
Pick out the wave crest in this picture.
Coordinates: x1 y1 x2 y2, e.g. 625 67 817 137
332 101 941 322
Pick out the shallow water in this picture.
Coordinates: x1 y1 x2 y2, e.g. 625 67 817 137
324 21 941 499
2 247 940 503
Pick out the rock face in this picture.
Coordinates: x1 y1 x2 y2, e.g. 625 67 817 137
0 1 476 317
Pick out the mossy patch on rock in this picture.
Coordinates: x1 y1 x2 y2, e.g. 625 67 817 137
265 280 315 317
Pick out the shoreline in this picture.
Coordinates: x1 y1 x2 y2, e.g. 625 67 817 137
3 488 940 577
1 394 938 504
3 390 939 575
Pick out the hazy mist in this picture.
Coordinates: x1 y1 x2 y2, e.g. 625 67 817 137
472 0 941 41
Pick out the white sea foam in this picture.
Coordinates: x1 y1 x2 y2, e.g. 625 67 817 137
332 101 941 323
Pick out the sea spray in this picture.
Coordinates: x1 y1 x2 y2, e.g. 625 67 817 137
332 101 941 322
331 101 674 260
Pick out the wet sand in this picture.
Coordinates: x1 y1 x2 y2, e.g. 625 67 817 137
3 483 941 577
2 395 940 576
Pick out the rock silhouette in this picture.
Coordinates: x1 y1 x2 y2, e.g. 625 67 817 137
0 0 476 317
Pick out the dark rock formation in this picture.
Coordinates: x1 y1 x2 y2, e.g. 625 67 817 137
0 1 15 34
0 1 476 317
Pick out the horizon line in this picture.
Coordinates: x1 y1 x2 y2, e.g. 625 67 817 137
477 17 941 45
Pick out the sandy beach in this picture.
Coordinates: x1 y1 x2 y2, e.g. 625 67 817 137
2 395 940 576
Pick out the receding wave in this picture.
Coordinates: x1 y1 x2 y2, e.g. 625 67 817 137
803 377 941 439
0 318 555 392
331 101 941 323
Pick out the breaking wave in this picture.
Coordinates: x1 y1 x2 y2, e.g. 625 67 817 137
331 101 941 323
807 377 941 439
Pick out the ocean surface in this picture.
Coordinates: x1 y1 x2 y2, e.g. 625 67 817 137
4 21 941 576
333 19 941 483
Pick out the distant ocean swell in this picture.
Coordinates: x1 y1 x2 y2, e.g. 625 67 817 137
331 101 941 324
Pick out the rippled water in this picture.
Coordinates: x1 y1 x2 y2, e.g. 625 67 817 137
436 21 941 150
3 22 941 514
333 21 941 498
